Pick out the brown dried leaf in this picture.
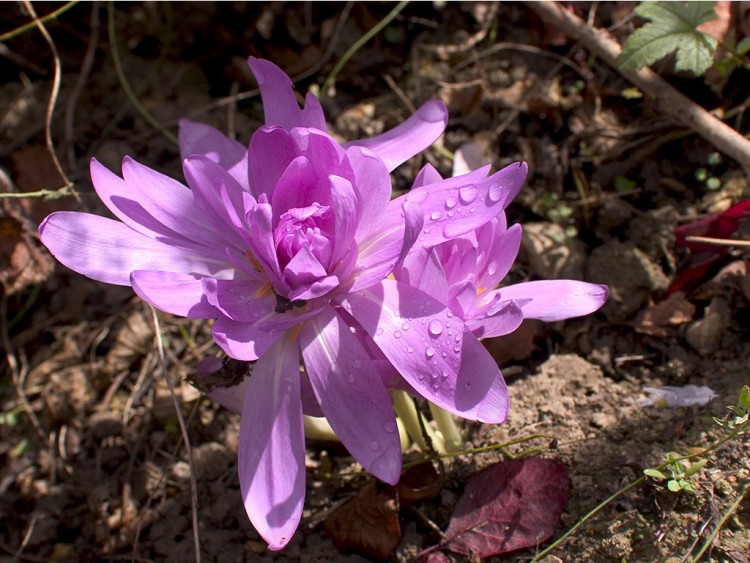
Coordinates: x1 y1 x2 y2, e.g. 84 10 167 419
0 207 53 295
397 461 444 507
633 291 696 337
325 481 401 561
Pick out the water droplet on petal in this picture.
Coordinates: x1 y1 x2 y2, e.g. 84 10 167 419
446 311 453 318
376 327 384 336
447 210 455 218
454 345 461 353
346 373 356 383
370 440 379 451
430 211 442 221
428 320 443 336
454 335 461 342
383 421 397 433
469 207 476 214
447 329 453 336
488 184 503 203
423 227 431 234
394 330 402 339
425 346 436 359
407 346 414 353
442 351 447 358
459 185 477 204
445 196 458 210
401 322 410 331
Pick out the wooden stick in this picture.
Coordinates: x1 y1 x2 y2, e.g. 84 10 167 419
526 1 750 178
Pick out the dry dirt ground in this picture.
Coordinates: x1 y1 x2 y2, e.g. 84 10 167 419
1 2 749 562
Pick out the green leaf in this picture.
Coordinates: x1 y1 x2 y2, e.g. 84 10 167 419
667 479 682 492
644 468 668 480
736 36 750 57
684 458 708 478
617 2 719 75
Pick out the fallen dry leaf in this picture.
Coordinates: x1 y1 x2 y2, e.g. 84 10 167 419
324 481 401 561
633 291 696 337
424 458 569 560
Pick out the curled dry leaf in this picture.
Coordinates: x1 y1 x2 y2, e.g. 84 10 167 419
632 291 696 337
325 461 444 560
422 458 569 560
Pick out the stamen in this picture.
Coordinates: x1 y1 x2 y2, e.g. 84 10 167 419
245 250 264 272
256 281 273 298
288 323 304 344
476 286 487 296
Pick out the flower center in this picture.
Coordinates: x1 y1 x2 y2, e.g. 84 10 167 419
274 203 333 269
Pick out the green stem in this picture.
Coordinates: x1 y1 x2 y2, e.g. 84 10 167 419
690 481 749 562
0 1 78 42
321 1 410 96
428 403 463 453
391 390 445 454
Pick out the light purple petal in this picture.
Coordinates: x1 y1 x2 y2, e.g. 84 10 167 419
338 279 498 420
212 316 284 361
455 329 509 423
466 300 524 338
178 119 249 189
246 202 284 287
477 223 522 291
247 126 299 199
248 57 326 131
239 336 305 550
347 147 392 240
270 155 320 217
329 175 359 267
202 278 276 322
396 247 449 305
209 378 246 414
412 163 443 189
493 280 609 322
401 162 528 250
39 212 229 285
291 128 347 179
299 305 401 484
131 271 217 318
346 100 448 172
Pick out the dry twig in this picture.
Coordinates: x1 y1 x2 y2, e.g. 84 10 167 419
526 1 750 178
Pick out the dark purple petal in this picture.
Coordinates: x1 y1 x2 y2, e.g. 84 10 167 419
299 305 401 485
493 280 609 322
247 57 326 131
39 212 228 285
131 271 217 318
346 100 448 172
238 336 305 550
178 119 249 189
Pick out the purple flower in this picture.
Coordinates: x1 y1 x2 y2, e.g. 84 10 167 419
396 163 609 340
39 58 528 549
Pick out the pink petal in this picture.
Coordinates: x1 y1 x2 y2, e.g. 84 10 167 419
466 300 524 338
299 305 401 484
346 100 448 172
178 119 249 189
238 336 305 550
201 278 276 322
130 271 217 318
494 280 609 322
477 223 522 291
413 163 443 189
39 212 228 285
247 126 299 199
247 57 327 131
329 175 359 267
208 378 246 414
338 279 499 420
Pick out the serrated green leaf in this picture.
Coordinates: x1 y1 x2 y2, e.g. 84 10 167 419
617 2 719 75
644 468 668 480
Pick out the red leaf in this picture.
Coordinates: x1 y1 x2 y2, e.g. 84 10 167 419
437 458 569 558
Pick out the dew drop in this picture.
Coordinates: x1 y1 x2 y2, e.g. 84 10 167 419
431 371 438 380
425 346 436 359
469 207 476 214
442 370 448 379
430 211 442 221
454 335 461 343
370 440 379 451
376 327 384 336
428 320 444 336
446 311 453 318
383 421 397 434
457 207 463 213
407 345 414 353
487 261 499 276
401 322 410 331
346 373 356 384
442 351 447 358
423 227 431 234
459 185 477 204
447 329 453 336
488 184 503 203
394 330 402 339
454 345 462 353
445 196 458 210
447 210 455 218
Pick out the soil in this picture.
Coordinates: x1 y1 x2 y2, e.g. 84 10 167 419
1 2 749 562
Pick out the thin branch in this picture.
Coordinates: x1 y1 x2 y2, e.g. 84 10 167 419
684 235 750 248
526 1 750 178
0 1 78 42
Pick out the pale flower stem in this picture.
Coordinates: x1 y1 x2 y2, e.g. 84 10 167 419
391 390 447 454
303 415 412 451
428 403 464 453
